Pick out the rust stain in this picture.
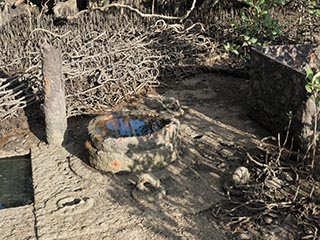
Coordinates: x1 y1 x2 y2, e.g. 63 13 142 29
110 160 122 169
103 115 113 122
44 77 51 100
141 177 148 183
84 140 92 150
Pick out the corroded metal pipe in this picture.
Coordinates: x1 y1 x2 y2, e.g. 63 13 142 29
41 43 67 145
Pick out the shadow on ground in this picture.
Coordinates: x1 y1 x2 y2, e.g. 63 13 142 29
63 72 270 239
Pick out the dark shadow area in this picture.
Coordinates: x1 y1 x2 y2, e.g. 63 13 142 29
84 63 273 238
249 44 319 150
62 104 232 239
24 102 46 142
63 114 96 165
101 133 230 239
0 73 45 143
0 155 34 209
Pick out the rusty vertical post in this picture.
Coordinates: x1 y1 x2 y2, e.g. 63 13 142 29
41 43 67 145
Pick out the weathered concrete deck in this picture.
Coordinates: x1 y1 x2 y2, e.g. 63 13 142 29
0 73 267 239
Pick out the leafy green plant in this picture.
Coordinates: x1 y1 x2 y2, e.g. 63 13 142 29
242 35 258 47
305 67 320 97
223 0 285 61
307 0 320 17
240 0 285 44
294 1 320 42
223 42 240 56
305 67 320 168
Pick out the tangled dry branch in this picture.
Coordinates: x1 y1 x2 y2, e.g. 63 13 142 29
69 0 199 21
0 9 215 120
150 19 215 79
212 135 320 239
0 76 36 119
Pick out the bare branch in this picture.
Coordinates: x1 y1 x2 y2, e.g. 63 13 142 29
68 0 198 21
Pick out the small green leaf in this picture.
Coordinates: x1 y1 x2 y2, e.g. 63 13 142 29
305 67 314 80
232 49 239 55
241 12 248 21
224 43 230 51
314 75 320 82
244 35 250 41
305 84 313 93
250 37 258 44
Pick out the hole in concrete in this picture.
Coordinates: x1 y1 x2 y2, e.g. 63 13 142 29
0 155 34 209
61 198 81 207
56 196 92 212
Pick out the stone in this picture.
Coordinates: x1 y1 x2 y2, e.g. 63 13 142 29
249 44 319 151
131 173 166 204
237 232 251 240
86 111 181 173
263 215 273 224
232 166 250 185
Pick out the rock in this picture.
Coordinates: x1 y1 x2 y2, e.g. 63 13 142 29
284 172 294 182
131 173 166 204
87 111 181 173
263 215 273 224
232 166 250 185
237 232 251 240
162 97 184 116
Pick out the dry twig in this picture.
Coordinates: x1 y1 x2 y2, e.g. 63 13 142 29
0 10 215 119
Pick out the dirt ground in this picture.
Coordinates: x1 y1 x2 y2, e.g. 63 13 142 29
0 1 319 239
2 71 320 239
0 72 278 239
